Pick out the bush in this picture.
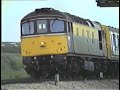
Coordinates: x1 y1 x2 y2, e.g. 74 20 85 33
1 53 29 80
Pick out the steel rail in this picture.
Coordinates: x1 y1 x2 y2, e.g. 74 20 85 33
1 77 53 85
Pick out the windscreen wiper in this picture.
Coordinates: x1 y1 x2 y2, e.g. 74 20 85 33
51 20 57 26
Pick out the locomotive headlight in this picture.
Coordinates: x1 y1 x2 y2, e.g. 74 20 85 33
40 42 46 48
41 42 45 45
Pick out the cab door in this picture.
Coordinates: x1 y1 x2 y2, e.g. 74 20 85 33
67 21 75 53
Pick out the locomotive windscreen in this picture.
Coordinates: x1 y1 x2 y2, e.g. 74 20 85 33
50 20 65 33
21 19 66 36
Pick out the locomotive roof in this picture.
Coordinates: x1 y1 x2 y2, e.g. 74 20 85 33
21 8 119 32
63 12 89 26
21 8 66 22
21 8 89 26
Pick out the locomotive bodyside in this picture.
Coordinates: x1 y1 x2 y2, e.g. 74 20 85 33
101 25 119 60
108 26 119 60
101 25 112 59
72 22 105 57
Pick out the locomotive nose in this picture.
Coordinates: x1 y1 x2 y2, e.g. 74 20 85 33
21 35 68 56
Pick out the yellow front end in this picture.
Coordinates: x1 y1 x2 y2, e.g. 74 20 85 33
21 35 68 57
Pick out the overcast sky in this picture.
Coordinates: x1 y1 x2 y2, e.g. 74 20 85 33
2 0 119 42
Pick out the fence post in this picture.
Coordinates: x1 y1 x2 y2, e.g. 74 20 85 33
55 74 59 85
100 72 103 79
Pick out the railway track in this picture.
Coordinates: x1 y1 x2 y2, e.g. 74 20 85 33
1 77 54 85
108 79 119 85
1 76 119 85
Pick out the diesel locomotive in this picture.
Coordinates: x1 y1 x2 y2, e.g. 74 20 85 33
21 8 119 79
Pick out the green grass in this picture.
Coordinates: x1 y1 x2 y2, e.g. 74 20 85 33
1 42 29 80
1 69 28 79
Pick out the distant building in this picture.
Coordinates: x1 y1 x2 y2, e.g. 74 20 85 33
1 44 5 46
14 45 18 47
10 43 16 45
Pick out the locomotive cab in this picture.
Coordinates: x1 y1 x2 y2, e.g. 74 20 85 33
21 18 73 57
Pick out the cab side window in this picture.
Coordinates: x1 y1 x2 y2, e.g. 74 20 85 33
98 30 102 50
113 34 116 49
67 22 71 32
117 35 119 48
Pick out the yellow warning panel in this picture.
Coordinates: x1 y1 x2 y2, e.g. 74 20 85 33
21 35 68 57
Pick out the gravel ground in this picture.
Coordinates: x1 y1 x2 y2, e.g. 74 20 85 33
1 79 119 90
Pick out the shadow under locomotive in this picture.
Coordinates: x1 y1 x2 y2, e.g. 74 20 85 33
23 55 119 79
